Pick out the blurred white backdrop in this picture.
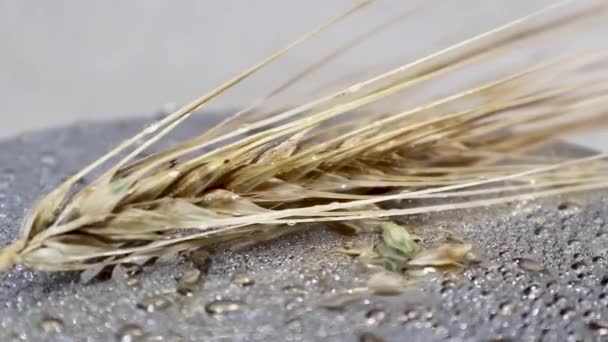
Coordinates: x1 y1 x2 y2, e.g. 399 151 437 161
0 0 604 149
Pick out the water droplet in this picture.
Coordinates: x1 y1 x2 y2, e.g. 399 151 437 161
440 279 457 293
287 221 297 226
137 295 171 313
593 256 605 264
205 300 248 315
514 257 544 272
523 284 543 300
498 302 513 315
400 309 421 323
588 321 608 336
284 297 303 311
567 239 581 248
39 316 63 334
177 287 194 297
365 308 388 325
560 307 576 320
571 261 586 272
359 331 385 342
231 273 255 287
558 201 581 214
533 226 546 236
117 324 146 342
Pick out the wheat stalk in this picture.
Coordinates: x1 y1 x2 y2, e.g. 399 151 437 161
1 1 607 273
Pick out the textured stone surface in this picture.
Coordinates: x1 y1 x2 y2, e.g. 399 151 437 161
0 115 607 341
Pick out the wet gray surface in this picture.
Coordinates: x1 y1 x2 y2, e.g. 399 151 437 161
1 115 608 341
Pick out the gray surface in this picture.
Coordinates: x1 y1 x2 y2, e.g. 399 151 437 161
1 115 608 341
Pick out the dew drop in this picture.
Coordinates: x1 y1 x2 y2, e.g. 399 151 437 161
231 273 255 287
284 298 303 311
588 321 608 336
365 308 388 325
205 300 248 315
558 201 581 214
571 261 586 272
39 316 63 334
498 301 514 315
117 324 146 342
560 307 576 320
177 287 194 297
514 257 544 272
533 226 545 236
440 279 457 293
400 309 421 323
137 295 171 313
567 239 581 248
523 283 543 300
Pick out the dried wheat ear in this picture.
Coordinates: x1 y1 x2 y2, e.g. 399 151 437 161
1 0 608 274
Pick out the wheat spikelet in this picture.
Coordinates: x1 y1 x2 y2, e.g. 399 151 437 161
1 0 608 274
